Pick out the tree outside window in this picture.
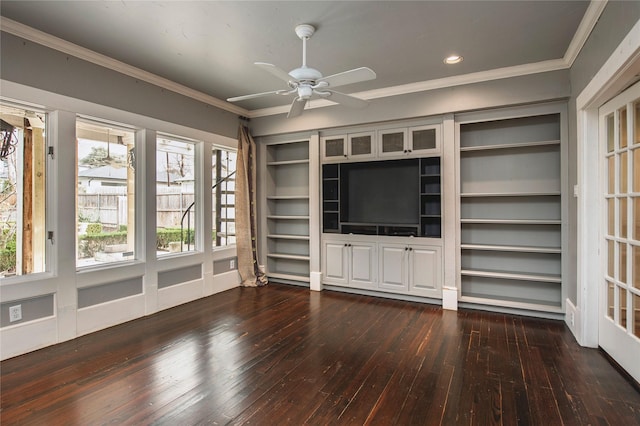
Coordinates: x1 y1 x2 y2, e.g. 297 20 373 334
0 104 46 278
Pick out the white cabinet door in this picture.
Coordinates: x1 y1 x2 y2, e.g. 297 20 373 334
379 244 408 291
323 241 348 285
378 128 408 158
321 135 347 162
409 125 440 156
347 132 376 160
349 242 376 288
409 245 441 298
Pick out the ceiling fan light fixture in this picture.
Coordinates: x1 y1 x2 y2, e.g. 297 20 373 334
444 54 463 65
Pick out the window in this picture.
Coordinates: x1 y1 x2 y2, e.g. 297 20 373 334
76 120 136 268
212 148 236 247
0 104 47 278
157 136 197 255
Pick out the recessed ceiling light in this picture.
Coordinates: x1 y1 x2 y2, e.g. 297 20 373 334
444 55 463 65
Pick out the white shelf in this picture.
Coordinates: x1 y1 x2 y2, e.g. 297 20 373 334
266 159 309 166
460 219 561 225
460 244 561 254
267 253 310 261
266 195 310 200
459 295 563 313
459 139 560 152
267 234 310 241
266 215 310 220
460 269 561 283
460 192 561 197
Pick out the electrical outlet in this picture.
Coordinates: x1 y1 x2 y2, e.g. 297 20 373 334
230 259 235 269
9 305 22 322
570 311 575 327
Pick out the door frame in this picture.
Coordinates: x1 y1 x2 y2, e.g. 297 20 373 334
576 18 640 347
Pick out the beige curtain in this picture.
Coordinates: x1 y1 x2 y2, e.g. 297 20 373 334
235 125 268 287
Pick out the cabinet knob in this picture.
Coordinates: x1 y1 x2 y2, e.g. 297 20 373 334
409 247 413 251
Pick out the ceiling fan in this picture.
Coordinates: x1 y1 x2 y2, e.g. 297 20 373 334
227 24 376 118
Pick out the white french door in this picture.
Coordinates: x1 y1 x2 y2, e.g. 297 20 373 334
599 81 640 383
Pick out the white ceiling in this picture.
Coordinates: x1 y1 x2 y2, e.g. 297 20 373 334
0 1 593 117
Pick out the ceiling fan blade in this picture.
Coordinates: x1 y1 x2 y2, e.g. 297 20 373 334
255 62 295 83
322 90 369 109
227 89 290 102
287 98 307 118
318 67 376 88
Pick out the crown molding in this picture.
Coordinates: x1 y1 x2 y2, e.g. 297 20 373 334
0 17 250 117
564 0 608 67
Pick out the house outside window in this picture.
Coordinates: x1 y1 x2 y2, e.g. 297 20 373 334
76 119 136 268
0 103 47 278
212 148 236 247
156 136 197 255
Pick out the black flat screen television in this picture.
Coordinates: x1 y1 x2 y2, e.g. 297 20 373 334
341 159 419 225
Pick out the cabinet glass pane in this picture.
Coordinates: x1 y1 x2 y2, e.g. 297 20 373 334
620 285 628 328
325 138 344 157
607 114 615 153
607 281 615 319
620 107 628 149
351 136 372 155
620 242 627 283
412 128 436 150
634 293 640 339
620 197 628 238
381 132 404 153
608 156 615 194
634 148 640 192
633 246 640 289
621 152 628 193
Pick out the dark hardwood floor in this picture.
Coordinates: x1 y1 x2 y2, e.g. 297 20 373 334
2 283 639 425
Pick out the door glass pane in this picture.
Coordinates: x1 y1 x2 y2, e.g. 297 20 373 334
620 197 628 238
608 198 615 236
607 281 615 319
633 293 640 339
621 152 628 193
620 242 627 283
607 114 615 152
608 239 615 278
620 106 628 148
381 132 404 153
634 148 640 192
608 156 615 194
635 197 640 241
412 128 436 150
325 138 344 157
635 101 640 144
620 286 628 328
633 246 640 289
350 136 371 156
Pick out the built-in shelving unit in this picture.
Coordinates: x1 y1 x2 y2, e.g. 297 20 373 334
458 112 564 314
264 140 311 282
420 157 441 238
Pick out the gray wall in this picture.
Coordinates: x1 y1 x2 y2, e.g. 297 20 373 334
0 31 239 139
565 2 640 304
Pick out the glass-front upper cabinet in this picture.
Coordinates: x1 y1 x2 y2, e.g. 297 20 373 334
379 125 440 157
321 132 375 162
